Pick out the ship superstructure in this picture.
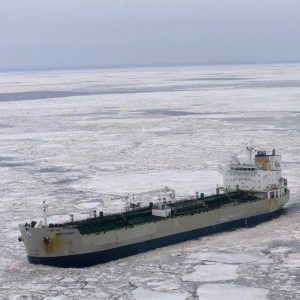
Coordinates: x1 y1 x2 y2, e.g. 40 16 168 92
18 147 289 267
224 147 285 194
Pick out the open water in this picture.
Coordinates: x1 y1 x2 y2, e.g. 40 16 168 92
0 64 299 299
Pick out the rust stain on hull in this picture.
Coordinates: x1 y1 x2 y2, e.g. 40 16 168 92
43 235 61 255
267 198 277 210
42 234 75 255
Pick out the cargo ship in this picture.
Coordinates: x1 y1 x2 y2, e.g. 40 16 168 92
18 146 289 267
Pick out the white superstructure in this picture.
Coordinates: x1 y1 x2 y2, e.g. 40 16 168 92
224 148 287 199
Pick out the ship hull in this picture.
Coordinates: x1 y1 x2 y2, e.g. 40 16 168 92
27 207 285 268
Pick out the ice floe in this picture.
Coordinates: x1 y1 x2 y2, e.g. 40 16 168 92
182 263 238 282
132 287 188 300
197 283 269 300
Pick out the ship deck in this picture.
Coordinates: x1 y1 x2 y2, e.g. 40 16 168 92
48 191 258 235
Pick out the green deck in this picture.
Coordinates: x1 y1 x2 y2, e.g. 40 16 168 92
48 191 259 235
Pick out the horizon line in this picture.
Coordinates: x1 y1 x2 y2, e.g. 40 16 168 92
1 60 300 73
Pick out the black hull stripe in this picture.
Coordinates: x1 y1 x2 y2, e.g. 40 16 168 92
27 209 282 268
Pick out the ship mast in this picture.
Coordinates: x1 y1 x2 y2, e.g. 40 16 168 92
42 201 49 227
246 139 255 164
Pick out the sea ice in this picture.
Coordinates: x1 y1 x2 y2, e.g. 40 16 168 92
72 170 221 196
282 253 300 269
132 287 188 300
182 263 238 282
185 251 270 264
197 283 269 300
1 64 299 299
